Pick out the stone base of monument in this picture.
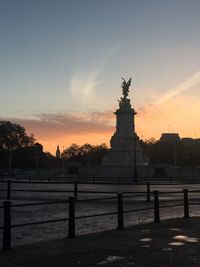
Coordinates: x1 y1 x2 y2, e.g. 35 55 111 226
78 164 153 179
102 148 148 166
99 165 151 178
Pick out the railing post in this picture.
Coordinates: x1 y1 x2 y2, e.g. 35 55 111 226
2 200 11 250
7 180 11 200
153 190 160 223
74 182 78 198
68 197 75 238
117 193 124 230
183 189 189 218
146 182 151 202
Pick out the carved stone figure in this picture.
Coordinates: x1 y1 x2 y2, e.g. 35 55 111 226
121 78 131 98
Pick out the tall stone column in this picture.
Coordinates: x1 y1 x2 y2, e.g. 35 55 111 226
103 78 148 166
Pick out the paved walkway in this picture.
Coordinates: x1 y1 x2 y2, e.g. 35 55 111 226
1 218 200 266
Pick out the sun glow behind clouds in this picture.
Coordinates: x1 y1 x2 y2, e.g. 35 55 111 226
136 69 200 140
4 69 200 154
137 98 200 141
41 132 112 154
3 111 114 153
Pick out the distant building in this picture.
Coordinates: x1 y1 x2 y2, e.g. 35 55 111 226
159 133 180 142
181 137 194 145
194 138 200 144
56 145 61 159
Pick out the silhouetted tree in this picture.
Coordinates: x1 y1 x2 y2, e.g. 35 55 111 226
143 138 200 166
0 121 35 150
62 143 108 165
0 121 35 173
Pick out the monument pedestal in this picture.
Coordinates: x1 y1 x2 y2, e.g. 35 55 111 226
103 79 148 167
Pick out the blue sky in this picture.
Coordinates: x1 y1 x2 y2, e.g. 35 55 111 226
1 0 200 151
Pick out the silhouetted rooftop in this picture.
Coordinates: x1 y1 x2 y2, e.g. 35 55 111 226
160 133 180 142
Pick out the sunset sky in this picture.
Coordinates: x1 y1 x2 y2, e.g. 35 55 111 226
1 0 200 154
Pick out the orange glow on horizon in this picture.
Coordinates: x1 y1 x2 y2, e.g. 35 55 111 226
40 132 112 155
20 94 200 156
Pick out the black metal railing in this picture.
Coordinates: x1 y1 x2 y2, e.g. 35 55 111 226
1 180 200 251
1 175 200 185
0 180 151 201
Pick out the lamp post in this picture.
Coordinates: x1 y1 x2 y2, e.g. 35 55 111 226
7 130 17 178
62 146 65 177
8 146 13 178
133 134 138 182
35 145 39 176
174 142 177 167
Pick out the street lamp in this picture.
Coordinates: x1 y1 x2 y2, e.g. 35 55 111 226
174 142 177 167
8 146 13 178
35 145 39 176
62 146 65 177
133 134 138 182
8 130 17 178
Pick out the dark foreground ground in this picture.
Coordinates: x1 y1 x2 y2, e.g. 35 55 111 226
1 217 200 267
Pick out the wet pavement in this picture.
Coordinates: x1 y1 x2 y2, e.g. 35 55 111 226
1 217 200 266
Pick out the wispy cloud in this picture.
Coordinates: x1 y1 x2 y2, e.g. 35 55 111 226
69 44 123 106
156 70 200 104
136 70 200 139
137 70 200 122
69 64 104 103
1 111 114 140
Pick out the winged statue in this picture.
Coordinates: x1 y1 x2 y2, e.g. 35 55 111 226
121 77 131 98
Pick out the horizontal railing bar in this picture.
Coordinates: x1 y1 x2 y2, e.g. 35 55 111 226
2 188 200 194
4 189 200 195
11 217 69 228
76 211 117 220
0 189 149 194
1 180 200 185
73 190 146 194
0 180 145 185
0 197 70 202
123 194 147 198
0 181 74 185
159 204 184 209
11 200 69 208
4 189 74 193
189 202 200 205
14 190 145 194
123 203 184 214
160 192 200 196
123 207 154 214
78 196 117 202
158 199 184 202
2 195 187 209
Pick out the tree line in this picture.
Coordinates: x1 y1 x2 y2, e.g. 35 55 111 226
0 121 57 172
1 121 200 174
141 138 200 167
0 121 108 172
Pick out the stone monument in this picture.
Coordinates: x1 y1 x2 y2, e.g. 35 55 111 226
103 78 148 167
